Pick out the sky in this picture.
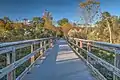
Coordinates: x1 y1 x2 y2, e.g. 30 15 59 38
0 0 120 22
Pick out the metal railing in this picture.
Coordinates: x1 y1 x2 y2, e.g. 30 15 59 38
67 37 120 80
0 37 55 80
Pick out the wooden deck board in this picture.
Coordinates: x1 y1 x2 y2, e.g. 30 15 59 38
22 40 95 80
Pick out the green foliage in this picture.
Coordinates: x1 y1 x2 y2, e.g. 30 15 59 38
102 12 111 19
5 22 13 30
80 0 100 8
32 17 45 28
3 16 11 23
32 17 41 22
0 19 5 28
57 18 69 26
0 16 56 42
87 12 120 43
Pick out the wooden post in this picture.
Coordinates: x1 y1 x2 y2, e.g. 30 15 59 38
80 40 83 48
87 42 91 62
12 47 16 80
40 41 43 56
44 40 46 51
69 38 72 48
31 44 34 64
113 49 120 80
71 39 74 48
80 40 83 54
74 39 76 49
7 53 12 80
7 47 16 80
50 39 53 48
76 40 78 52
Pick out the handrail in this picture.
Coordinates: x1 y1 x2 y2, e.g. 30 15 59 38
71 38 120 54
0 37 55 55
67 37 120 80
0 37 55 80
73 38 120 49
67 42 107 80
0 37 54 47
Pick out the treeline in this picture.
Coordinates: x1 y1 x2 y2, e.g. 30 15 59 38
62 12 120 44
0 16 57 42
87 12 120 44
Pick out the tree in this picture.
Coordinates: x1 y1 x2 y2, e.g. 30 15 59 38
0 19 5 28
103 12 112 43
32 17 45 27
3 16 11 23
0 12 56 42
88 12 120 43
61 23 73 36
102 12 111 19
79 0 100 36
5 22 13 30
57 18 69 26
101 12 113 43
79 0 100 24
23 18 28 25
43 10 53 26
32 17 41 23
118 17 120 23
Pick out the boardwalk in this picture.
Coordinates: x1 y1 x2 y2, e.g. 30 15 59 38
22 39 95 80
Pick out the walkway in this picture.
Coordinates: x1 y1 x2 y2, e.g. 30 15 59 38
22 39 95 80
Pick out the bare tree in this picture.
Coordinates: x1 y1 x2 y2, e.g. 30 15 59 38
79 0 100 35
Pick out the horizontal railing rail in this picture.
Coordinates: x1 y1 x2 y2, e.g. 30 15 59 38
0 37 56 80
0 37 54 48
67 37 120 80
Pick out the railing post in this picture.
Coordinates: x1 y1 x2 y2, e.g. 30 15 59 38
31 44 34 64
12 47 16 80
40 41 43 56
113 49 120 80
44 40 46 51
7 47 16 80
7 53 12 80
87 42 91 62
50 39 53 48
76 39 78 52
73 38 76 49
80 40 83 48
79 40 83 54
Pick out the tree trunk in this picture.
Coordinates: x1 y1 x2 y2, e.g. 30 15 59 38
107 19 112 43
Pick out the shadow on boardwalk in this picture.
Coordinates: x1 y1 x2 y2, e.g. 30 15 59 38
22 39 95 80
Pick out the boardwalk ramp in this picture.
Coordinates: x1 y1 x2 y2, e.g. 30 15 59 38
22 39 95 80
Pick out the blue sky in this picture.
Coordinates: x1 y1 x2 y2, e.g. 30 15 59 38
0 0 120 22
